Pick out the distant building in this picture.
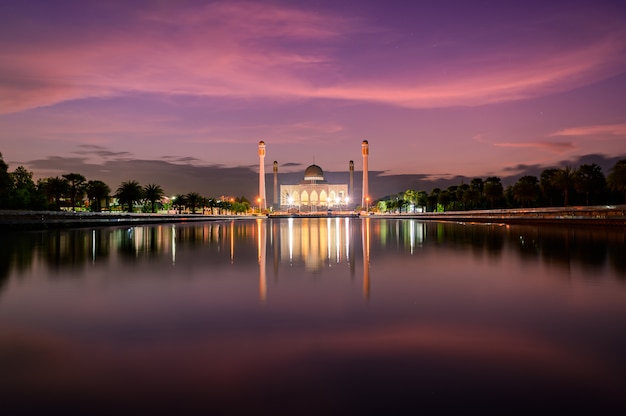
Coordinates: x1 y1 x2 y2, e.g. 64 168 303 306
280 164 349 211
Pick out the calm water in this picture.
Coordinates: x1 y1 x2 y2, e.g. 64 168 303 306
1 218 626 413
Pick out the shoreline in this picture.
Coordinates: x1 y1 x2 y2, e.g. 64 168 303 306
1 205 625 230
0 211 260 231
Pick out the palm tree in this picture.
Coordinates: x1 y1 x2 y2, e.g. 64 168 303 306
43 176 69 210
574 163 606 205
115 180 143 212
186 192 202 214
551 166 576 206
172 194 187 213
86 180 111 212
607 159 626 203
144 183 165 213
512 176 540 207
540 168 560 206
62 173 86 211
484 176 503 208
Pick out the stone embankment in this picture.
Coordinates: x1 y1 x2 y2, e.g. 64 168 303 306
379 205 626 226
0 211 259 230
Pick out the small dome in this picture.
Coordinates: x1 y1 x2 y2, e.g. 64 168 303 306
304 164 324 181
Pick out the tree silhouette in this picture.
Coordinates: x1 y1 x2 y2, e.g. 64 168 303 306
427 188 440 212
144 183 165 213
575 163 606 205
62 173 86 211
513 176 540 207
43 176 69 210
0 153 11 208
115 180 143 212
186 192 202 214
9 166 42 209
172 194 187 213
437 190 451 211
551 167 576 206
607 159 626 203
484 176 503 208
86 180 111 212
540 169 560 206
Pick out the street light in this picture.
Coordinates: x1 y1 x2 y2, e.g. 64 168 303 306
366 197 370 212
257 197 261 213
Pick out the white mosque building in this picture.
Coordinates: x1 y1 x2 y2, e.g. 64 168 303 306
280 164 349 210
259 140 369 212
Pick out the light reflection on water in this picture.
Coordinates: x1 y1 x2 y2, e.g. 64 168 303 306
1 218 625 414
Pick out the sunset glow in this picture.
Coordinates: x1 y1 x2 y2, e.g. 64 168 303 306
1 0 625 198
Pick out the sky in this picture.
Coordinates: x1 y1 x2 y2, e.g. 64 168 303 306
1 0 625 200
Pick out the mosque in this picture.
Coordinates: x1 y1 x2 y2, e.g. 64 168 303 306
280 164 349 210
258 140 370 211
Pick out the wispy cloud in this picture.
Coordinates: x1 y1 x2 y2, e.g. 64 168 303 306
494 141 576 153
1 1 625 114
550 123 626 137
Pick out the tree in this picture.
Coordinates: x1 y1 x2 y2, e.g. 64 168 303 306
416 191 428 209
404 189 420 212
540 169 560 206
437 190 451 211
62 173 86 211
0 153 11 208
551 166 576 206
427 188 440 212
86 180 111 212
574 163 606 205
186 192 202 214
42 176 69 210
512 176 540 207
447 185 459 210
144 183 165 213
462 187 481 210
171 194 187 213
115 180 143 212
607 159 626 203
456 184 469 210
9 166 43 209
484 176 503 208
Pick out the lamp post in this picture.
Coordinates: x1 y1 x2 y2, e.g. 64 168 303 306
366 197 370 213
257 197 261 213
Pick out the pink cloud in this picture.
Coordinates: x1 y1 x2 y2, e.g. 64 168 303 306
1 1 625 114
550 123 626 137
493 141 576 153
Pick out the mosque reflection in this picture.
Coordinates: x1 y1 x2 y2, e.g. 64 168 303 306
1 219 625 297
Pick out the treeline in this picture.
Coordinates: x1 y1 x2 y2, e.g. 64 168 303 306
0 153 251 213
377 160 626 213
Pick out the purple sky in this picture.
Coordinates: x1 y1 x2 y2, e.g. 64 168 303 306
1 0 625 200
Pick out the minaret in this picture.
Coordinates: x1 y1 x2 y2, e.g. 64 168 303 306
361 140 369 209
258 141 267 210
273 161 278 207
349 160 354 202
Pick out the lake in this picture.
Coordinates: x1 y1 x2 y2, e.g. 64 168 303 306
1 217 625 414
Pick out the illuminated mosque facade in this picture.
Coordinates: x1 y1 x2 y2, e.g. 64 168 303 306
280 164 349 210
258 140 369 211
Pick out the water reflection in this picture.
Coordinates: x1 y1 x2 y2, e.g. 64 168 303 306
1 219 626 413
1 220 626 295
